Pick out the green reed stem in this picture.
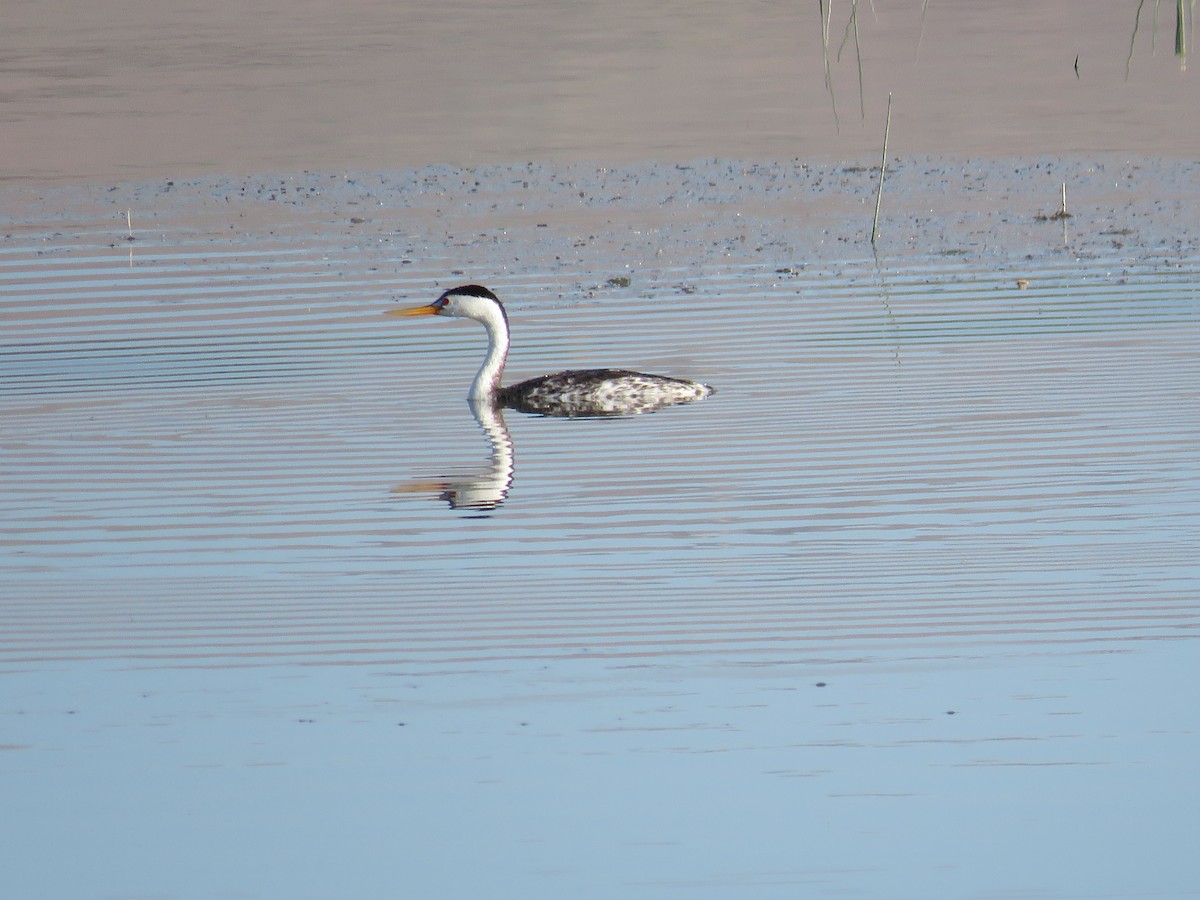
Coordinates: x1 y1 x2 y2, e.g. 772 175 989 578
871 93 893 247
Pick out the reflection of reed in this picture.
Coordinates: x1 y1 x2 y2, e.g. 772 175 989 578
392 399 514 513
1127 0 1192 76
818 0 867 126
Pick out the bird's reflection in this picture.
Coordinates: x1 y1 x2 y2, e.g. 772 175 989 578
393 399 515 513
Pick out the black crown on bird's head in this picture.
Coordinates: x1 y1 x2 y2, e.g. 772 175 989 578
441 284 501 303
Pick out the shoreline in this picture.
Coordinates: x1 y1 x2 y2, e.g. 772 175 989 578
3 155 1198 280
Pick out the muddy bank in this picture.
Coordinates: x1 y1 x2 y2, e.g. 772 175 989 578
3 156 1199 289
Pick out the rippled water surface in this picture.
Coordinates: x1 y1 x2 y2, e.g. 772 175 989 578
3 174 1198 898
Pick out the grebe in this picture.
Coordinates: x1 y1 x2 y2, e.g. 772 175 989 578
388 284 713 417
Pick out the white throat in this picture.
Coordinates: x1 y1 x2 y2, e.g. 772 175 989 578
464 298 510 399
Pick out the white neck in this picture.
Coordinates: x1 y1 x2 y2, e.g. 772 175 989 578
468 300 510 399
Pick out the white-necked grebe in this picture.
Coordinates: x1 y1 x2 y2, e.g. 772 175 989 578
388 284 713 417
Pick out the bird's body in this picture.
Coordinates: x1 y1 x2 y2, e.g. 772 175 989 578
499 367 710 417
389 285 713 417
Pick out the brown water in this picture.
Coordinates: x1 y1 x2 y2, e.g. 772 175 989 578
3 0 1197 182
2 4 1199 899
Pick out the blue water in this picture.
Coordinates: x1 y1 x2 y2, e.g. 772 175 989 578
2 168 1199 899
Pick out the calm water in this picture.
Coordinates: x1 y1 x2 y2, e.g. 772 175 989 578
2 169 1198 898
5 0 1197 181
